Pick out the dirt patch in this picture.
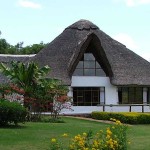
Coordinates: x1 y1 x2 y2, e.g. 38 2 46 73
64 116 114 124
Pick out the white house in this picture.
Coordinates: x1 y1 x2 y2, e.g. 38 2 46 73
0 20 150 113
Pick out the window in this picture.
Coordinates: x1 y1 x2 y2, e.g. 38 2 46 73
118 87 143 104
73 53 106 76
73 87 104 106
147 88 150 104
121 87 128 104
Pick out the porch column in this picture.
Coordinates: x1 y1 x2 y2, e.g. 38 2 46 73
143 88 147 104
100 87 105 104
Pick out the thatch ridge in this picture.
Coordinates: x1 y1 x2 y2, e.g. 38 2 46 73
1 20 150 86
66 19 99 30
32 19 150 86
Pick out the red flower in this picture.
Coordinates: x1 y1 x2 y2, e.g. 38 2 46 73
4 90 11 93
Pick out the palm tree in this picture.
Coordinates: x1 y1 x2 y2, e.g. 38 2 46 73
0 61 50 103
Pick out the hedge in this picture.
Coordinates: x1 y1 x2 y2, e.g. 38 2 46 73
91 111 150 124
0 99 28 126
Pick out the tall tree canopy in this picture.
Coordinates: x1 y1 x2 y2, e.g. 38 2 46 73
0 32 46 54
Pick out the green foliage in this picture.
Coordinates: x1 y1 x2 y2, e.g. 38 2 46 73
50 119 128 150
91 112 150 124
1 117 150 150
0 99 27 126
30 78 71 121
0 61 50 95
19 42 46 54
0 33 46 54
0 60 71 122
0 84 12 98
0 38 10 53
0 61 51 114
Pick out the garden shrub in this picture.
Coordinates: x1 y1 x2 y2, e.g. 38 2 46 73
0 99 27 126
137 114 150 124
91 112 110 120
50 119 128 150
91 111 150 124
28 114 65 123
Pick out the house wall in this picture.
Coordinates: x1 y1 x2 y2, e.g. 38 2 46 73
63 76 118 114
71 76 118 105
62 76 150 114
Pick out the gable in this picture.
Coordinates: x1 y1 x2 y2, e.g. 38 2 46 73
30 19 150 85
69 33 113 78
73 52 106 76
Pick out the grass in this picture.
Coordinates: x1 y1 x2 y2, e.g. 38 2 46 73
127 124 150 150
0 117 150 150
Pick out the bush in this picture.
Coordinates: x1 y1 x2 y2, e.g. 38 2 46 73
0 99 27 126
137 114 150 124
28 114 65 123
50 119 128 150
91 112 150 124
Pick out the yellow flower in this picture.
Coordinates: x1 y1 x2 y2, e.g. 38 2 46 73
128 141 131 144
106 134 111 139
78 140 85 147
51 138 56 143
106 129 112 135
114 140 118 145
83 132 87 136
93 140 99 148
69 144 75 149
115 120 122 125
110 143 114 149
62 133 68 137
110 118 116 122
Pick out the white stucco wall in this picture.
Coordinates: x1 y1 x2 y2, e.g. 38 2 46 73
62 76 150 114
71 76 118 105
62 76 118 114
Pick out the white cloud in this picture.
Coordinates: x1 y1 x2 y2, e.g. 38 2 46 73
141 53 150 62
113 0 150 6
113 33 139 50
18 0 42 9
113 33 150 61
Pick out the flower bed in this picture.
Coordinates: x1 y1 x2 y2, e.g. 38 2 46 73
50 119 128 150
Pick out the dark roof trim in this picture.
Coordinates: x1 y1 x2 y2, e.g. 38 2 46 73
68 33 113 77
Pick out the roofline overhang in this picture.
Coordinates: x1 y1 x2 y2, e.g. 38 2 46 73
67 33 113 78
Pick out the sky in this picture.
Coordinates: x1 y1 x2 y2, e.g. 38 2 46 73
0 0 150 61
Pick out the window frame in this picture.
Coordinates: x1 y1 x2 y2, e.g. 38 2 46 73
73 53 106 76
118 87 143 104
73 87 105 106
147 88 150 104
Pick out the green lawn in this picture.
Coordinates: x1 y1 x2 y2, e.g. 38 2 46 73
0 117 150 150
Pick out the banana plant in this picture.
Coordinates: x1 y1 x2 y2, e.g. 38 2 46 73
0 61 50 96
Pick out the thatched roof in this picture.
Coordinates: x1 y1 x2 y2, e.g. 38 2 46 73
1 20 150 86
0 54 35 83
31 19 150 86
0 54 35 63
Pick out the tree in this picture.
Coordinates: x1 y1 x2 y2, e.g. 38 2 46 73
20 42 46 54
0 31 46 54
37 79 72 120
0 38 10 54
0 61 50 104
0 61 72 121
